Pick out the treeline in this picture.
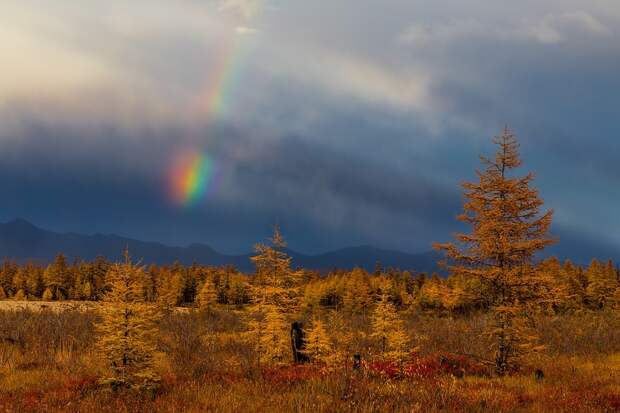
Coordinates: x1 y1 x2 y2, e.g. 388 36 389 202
0 253 618 315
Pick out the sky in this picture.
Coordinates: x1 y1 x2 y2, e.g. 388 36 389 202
0 0 619 260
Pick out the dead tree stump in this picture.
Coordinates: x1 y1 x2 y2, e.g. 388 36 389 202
535 369 545 381
353 354 362 371
291 322 309 363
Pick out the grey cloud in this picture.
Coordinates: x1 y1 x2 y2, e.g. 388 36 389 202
0 0 619 258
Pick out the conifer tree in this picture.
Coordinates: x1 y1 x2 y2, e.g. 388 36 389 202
229 275 250 305
435 128 554 376
13 289 26 301
196 277 218 310
251 225 302 314
542 260 585 312
43 254 69 299
246 226 301 364
82 282 94 300
371 294 409 363
156 269 183 312
585 260 618 310
42 287 54 301
12 268 27 297
25 263 43 299
245 303 290 364
342 268 372 314
326 310 354 366
304 317 334 365
95 250 161 391
610 287 620 310
0 260 17 297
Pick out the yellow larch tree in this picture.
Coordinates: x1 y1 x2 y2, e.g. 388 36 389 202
196 276 218 310
251 225 302 315
342 268 372 314
561 260 587 311
435 128 554 376
245 226 302 364
326 310 355 366
42 287 53 301
43 254 69 300
371 293 409 364
156 268 183 312
13 289 26 301
95 250 161 391
585 260 618 310
304 317 335 365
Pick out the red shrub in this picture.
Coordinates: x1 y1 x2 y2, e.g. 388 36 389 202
367 352 489 380
61 375 98 395
367 360 401 379
407 352 488 378
262 364 327 384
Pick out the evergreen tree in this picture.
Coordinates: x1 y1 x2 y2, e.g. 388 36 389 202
435 128 554 375
95 250 161 391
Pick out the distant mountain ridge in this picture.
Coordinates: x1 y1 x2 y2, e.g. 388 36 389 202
0 219 441 273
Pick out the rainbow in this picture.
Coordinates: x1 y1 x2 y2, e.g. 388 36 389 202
193 35 245 119
167 4 264 206
168 151 217 206
193 3 264 120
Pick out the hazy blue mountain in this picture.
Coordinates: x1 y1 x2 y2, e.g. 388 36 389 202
0 219 441 273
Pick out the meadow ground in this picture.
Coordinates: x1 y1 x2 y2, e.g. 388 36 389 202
1 303 620 412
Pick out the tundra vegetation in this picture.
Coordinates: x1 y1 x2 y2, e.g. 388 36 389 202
1 130 620 412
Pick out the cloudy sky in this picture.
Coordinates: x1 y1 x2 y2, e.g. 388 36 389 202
1 0 619 260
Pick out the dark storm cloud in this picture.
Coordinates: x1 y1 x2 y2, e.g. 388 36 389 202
0 0 618 258
0 117 461 254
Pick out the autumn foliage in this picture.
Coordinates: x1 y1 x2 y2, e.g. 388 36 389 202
0 129 619 411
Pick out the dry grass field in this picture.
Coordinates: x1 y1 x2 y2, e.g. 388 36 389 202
1 304 620 412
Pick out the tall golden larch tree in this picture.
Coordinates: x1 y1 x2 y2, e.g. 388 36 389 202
246 226 301 364
95 250 161 391
250 225 302 314
435 128 554 376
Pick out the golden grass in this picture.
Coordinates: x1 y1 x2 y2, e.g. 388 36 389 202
1 308 620 412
